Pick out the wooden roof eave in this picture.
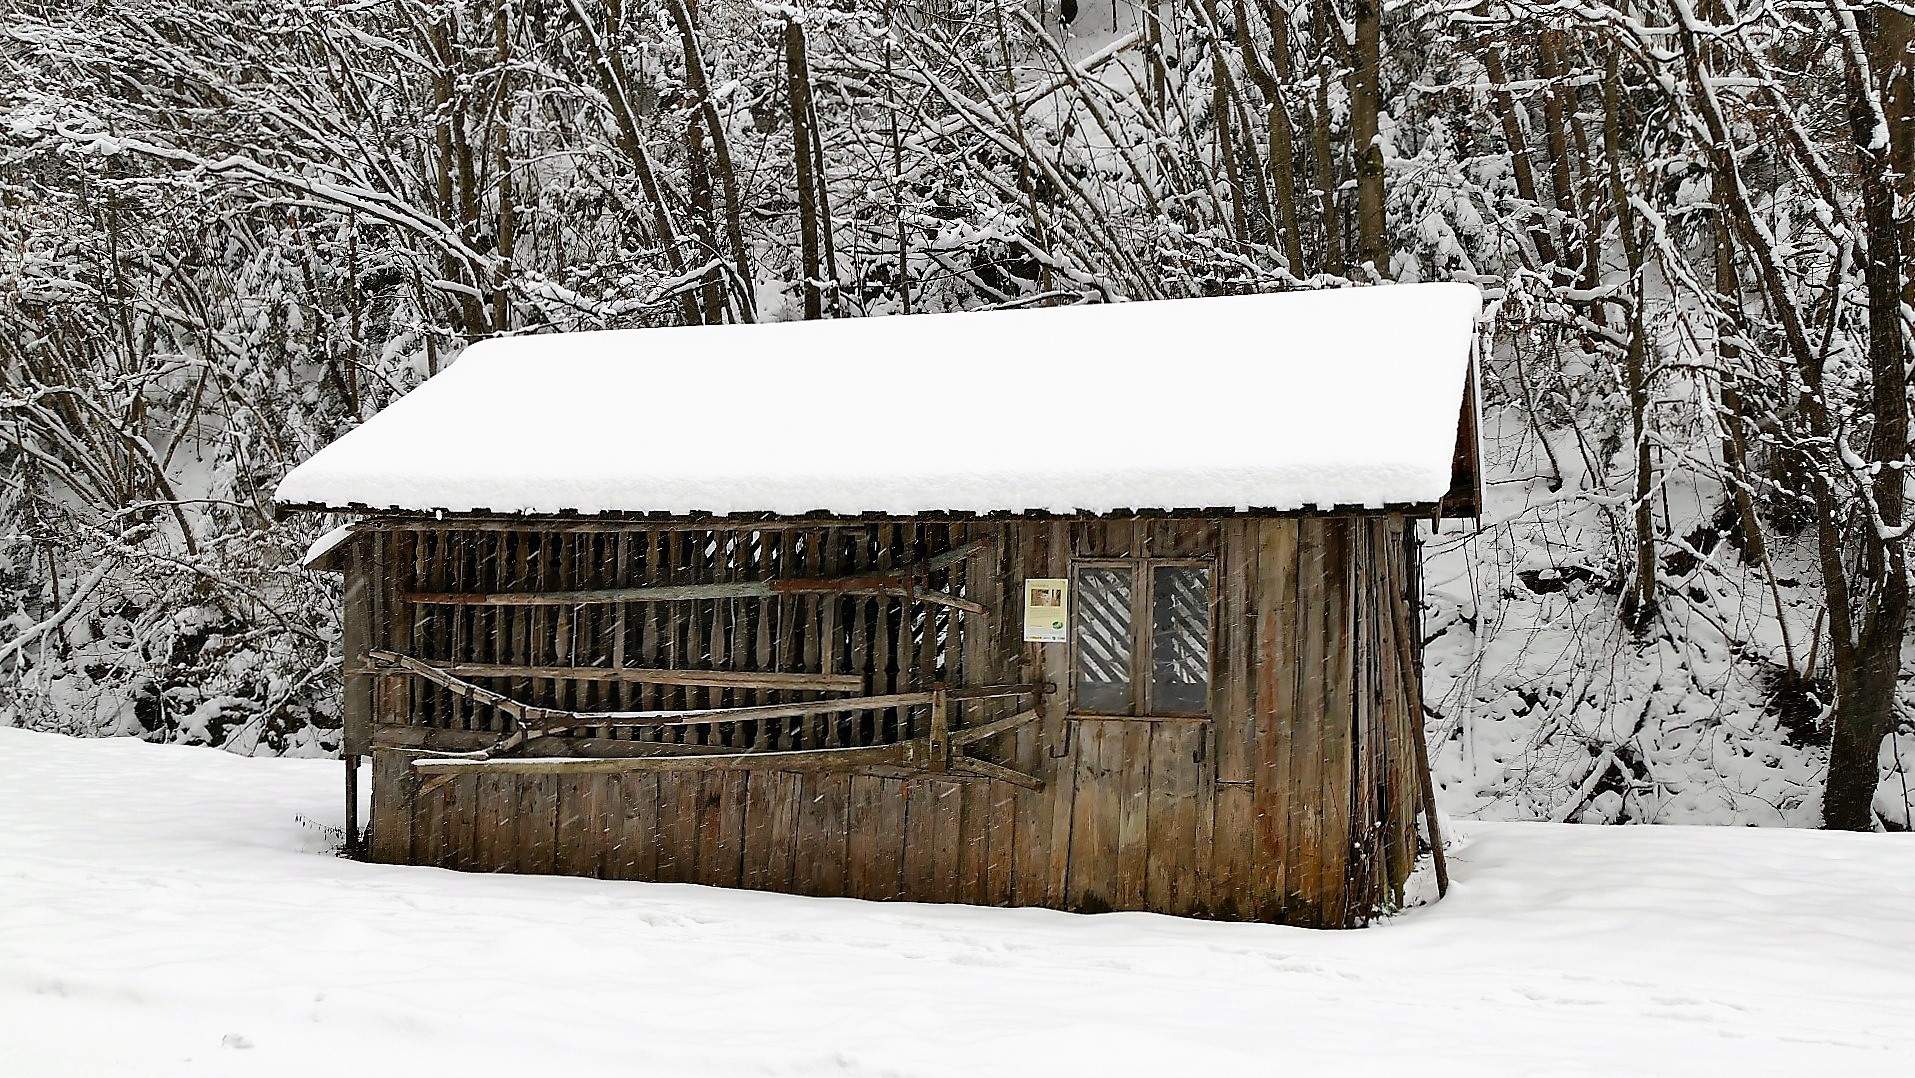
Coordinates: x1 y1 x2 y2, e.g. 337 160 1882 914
1437 347 1485 521
300 523 359 573
274 502 1451 531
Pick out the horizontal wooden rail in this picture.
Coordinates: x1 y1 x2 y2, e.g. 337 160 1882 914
949 708 1042 747
356 660 862 693
367 649 1047 733
400 538 994 616
403 579 983 615
951 756 1044 790
412 741 918 777
920 535 995 572
406 737 1042 789
374 724 784 757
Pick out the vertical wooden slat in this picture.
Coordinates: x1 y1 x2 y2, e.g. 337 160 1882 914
1066 721 1118 911
1345 521 1378 918
847 773 903 900
1216 520 1257 785
642 530 670 742
443 530 465 730
340 541 373 757
1264 517 1306 922
1145 722 1202 914
956 780 991 906
698 771 748 887
1113 721 1152 911
870 523 896 745
927 779 963 904
1381 519 1421 898
507 530 533 733
556 773 600 878
741 772 775 891
708 529 733 747
413 772 447 868
1316 517 1356 926
608 771 659 881
1037 521 1076 907
797 772 851 896
516 773 558 875
1211 783 1256 920
1007 522 1044 906
610 531 631 744
480 775 506 872
901 778 937 900
832 528 860 748
474 531 501 734
760 770 802 891
412 530 435 727
368 748 413 865
663 530 686 740
982 775 1019 907
661 772 703 882
371 529 413 859
442 773 477 872
572 533 599 738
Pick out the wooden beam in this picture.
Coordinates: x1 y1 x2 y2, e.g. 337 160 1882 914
948 707 1042 747
947 682 1050 702
520 690 945 731
373 725 791 758
928 683 950 772
344 756 360 857
407 580 776 605
921 535 995 573
401 541 994 615
950 756 1045 791
772 580 986 616
356 660 863 693
1388 572 1450 897
366 649 1045 731
405 578 985 616
411 742 918 777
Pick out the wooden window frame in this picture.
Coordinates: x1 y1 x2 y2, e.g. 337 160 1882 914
1067 557 1217 719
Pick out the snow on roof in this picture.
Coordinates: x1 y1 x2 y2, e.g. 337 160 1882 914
300 523 357 570
274 283 1481 517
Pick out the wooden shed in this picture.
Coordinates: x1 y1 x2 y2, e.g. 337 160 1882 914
280 283 1481 928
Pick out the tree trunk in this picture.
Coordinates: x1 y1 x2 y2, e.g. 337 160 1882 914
1711 223 1767 566
1309 0 1345 276
1603 54 1657 626
1244 0 1307 272
1536 29 1584 288
1481 43 1558 269
1349 0 1387 278
1824 6 1912 831
785 18 824 321
667 0 753 322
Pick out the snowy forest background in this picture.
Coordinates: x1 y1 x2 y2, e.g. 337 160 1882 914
6 0 1915 829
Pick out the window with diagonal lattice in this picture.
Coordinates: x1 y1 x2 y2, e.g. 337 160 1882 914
1070 560 1212 716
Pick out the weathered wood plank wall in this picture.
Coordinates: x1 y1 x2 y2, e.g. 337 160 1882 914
357 515 1425 927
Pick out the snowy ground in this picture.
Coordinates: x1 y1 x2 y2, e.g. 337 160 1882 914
4 728 1914 1076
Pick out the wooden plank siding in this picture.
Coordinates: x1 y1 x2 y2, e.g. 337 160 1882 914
357 515 1429 927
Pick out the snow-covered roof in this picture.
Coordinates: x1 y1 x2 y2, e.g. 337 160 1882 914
275 283 1481 518
300 523 357 571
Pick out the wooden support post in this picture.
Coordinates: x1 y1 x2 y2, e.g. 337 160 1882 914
928 683 950 772
1394 519 1449 897
1410 709 1449 896
344 754 361 858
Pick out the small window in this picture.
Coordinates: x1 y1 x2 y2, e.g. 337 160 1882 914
1074 566 1135 713
1070 560 1212 716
